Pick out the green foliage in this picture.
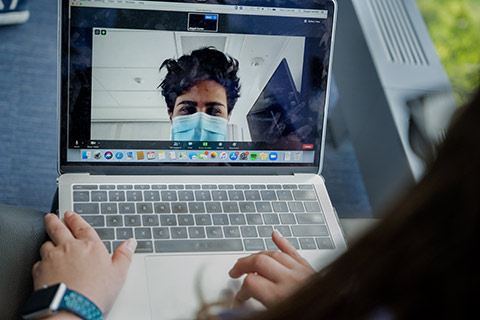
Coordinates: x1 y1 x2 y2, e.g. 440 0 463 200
417 0 480 105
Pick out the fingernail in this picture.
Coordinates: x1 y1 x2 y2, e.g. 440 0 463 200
65 211 74 218
274 229 284 237
44 213 53 219
126 238 137 253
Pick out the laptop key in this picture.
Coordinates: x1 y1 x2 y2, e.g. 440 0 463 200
304 202 322 213
171 227 188 239
296 214 325 224
228 191 244 201
116 185 133 190
206 202 222 213
212 191 228 201
288 202 305 212
109 191 125 202
178 215 194 226
73 185 98 190
245 191 261 201
283 185 298 190
172 202 188 213
186 185 201 190
168 185 184 190
267 184 282 190
74 203 99 214
279 214 296 224
223 226 241 238
125 215 141 226
189 202 205 214
250 185 266 190
263 214 280 225
127 191 143 202
256 202 272 213
152 185 167 190
235 185 250 190
113 241 123 252
291 225 329 237
136 203 153 214
202 185 217 190
82 215 104 227
241 226 258 238
258 226 274 237
316 237 335 249
135 228 152 240
119 203 135 214
154 239 244 253
152 227 170 239
223 202 240 213
239 202 256 213
286 238 300 250
178 191 194 201
134 185 150 190
276 190 293 201
246 214 263 225
91 191 107 202
106 215 123 227
219 185 234 190
101 203 117 214
160 215 177 226
135 241 154 253
99 185 115 190
206 227 223 238
272 202 289 213
195 214 212 226
143 191 160 202
195 191 211 201
299 185 314 190
260 190 277 201
265 239 278 250
293 190 317 200
189 227 206 238
230 214 246 225
161 191 177 201
212 214 229 225
142 215 159 226
116 228 133 239
154 203 171 214
73 191 89 202
299 238 317 250
95 228 114 240
244 239 265 251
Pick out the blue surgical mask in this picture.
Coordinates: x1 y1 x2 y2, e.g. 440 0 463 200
171 112 228 141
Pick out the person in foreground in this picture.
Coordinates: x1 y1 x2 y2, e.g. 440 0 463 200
26 87 480 319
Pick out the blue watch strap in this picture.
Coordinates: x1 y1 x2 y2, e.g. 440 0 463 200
58 288 103 320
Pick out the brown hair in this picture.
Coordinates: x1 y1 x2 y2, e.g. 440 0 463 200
244 88 480 320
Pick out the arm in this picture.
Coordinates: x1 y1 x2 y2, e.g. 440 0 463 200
30 211 137 319
229 230 315 308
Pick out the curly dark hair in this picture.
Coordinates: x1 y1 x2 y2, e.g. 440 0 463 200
159 47 241 115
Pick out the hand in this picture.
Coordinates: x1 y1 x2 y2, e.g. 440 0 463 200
32 211 137 316
229 230 315 308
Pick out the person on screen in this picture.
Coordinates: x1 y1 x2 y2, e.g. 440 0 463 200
159 47 241 142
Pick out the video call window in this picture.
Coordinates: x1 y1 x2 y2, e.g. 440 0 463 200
66 2 333 152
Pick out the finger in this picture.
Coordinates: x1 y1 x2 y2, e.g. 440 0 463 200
235 273 276 307
258 250 300 270
44 213 74 245
39 241 55 259
112 238 136 276
229 253 289 283
64 211 100 241
272 230 304 261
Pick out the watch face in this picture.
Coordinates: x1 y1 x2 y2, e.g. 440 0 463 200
22 284 61 317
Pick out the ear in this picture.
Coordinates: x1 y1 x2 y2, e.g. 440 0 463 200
168 110 173 123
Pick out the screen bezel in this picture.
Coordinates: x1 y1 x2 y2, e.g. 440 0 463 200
58 0 337 175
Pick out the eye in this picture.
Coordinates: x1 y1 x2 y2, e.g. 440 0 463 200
209 107 223 116
179 106 196 115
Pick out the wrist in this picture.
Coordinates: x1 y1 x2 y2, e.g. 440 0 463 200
43 311 82 320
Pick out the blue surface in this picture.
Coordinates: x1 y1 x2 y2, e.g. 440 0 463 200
0 0 371 217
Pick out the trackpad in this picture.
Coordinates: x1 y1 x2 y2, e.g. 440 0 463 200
145 254 247 319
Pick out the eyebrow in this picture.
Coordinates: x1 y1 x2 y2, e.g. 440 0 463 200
176 100 226 108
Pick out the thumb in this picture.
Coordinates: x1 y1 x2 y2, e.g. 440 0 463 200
112 238 136 273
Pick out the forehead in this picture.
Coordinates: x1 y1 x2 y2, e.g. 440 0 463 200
179 80 227 99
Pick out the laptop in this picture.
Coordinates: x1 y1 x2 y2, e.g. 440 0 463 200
57 0 346 318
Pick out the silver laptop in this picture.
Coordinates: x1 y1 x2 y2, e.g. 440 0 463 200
57 0 345 318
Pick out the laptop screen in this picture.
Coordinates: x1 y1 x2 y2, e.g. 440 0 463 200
59 0 336 174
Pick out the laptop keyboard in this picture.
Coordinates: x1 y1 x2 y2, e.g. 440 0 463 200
72 184 335 254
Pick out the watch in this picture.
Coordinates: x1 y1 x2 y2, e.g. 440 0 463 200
22 283 103 320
